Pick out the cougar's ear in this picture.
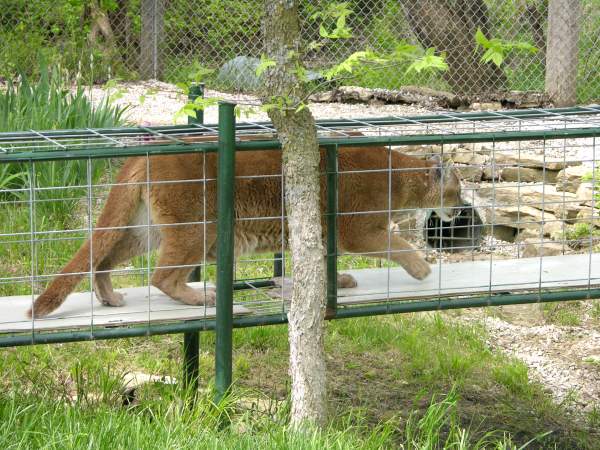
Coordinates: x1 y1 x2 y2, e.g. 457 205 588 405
429 154 443 181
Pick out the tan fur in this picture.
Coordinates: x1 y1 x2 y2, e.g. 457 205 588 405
27 146 461 318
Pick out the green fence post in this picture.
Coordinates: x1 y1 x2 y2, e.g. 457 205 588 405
182 82 205 395
215 102 236 403
188 82 205 285
273 253 283 277
182 331 199 395
325 144 338 319
188 82 205 126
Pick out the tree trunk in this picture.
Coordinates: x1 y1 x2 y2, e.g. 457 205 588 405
400 0 507 94
545 0 581 106
262 1 327 428
140 0 165 79
524 3 546 60
88 0 116 48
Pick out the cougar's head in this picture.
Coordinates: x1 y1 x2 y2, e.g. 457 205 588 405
426 155 463 222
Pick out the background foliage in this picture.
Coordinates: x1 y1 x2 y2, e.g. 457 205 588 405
0 0 598 101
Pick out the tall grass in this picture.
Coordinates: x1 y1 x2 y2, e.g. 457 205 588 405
0 388 547 450
0 65 128 226
0 65 127 132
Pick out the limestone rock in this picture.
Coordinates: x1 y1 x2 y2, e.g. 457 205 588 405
482 205 556 230
471 102 502 110
473 143 494 155
397 144 443 158
521 239 566 258
490 225 517 242
454 164 483 182
500 166 558 183
493 152 579 171
451 150 488 166
575 182 597 206
556 165 591 193
397 144 464 163
518 185 579 219
574 207 600 227
477 184 579 219
482 165 500 181
543 221 568 240
310 90 334 102
516 228 541 242
310 85 468 108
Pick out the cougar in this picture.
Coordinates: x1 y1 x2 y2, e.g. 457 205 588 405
28 145 461 318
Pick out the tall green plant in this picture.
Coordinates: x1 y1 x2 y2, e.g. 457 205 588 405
0 64 128 226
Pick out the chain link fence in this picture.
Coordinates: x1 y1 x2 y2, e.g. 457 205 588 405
0 1 598 102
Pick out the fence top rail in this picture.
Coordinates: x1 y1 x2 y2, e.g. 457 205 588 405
0 106 599 162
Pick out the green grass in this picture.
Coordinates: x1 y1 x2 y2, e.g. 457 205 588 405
542 301 584 326
0 314 596 448
0 387 550 450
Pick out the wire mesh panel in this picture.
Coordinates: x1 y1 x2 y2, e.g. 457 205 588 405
0 1 598 101
1 107 600 346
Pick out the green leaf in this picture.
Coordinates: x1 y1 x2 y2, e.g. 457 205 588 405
256 54 277 78
193 97 219 109
336 14 346 31
174 104 198 121
475 28 537 67
319 23 330 38
295 102 308 113
307 41 324 51
260 103 278 113
491 52 504 67
406 49 448 74
475 28 489 47
293 64 309 83
393 42 419 58
175 82 190 95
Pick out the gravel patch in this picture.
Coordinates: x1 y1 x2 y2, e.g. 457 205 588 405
458 313 600 417
85 80 437 126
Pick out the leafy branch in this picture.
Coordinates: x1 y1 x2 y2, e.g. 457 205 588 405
474 28 538 67
176 2 449 120
311 1 354 40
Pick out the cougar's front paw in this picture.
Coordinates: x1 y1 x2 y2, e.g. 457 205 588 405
405 257 431 280
194 288 216 306
176 287 216 306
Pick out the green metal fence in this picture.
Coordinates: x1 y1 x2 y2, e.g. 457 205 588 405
1 104 600 400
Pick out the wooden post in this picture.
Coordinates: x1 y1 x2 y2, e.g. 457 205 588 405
545 0 581 106
140 0 165 79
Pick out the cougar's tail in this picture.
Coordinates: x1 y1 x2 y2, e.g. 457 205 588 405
27 178 142 319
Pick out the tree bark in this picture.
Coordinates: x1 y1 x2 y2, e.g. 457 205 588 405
140 0 165 79
400 0 507 94
524 3 546 60
545 0 581 106
88 0 116 49
262 1 327 428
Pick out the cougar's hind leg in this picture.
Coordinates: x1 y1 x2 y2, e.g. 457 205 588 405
151 224 217 306
93 232 146 307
